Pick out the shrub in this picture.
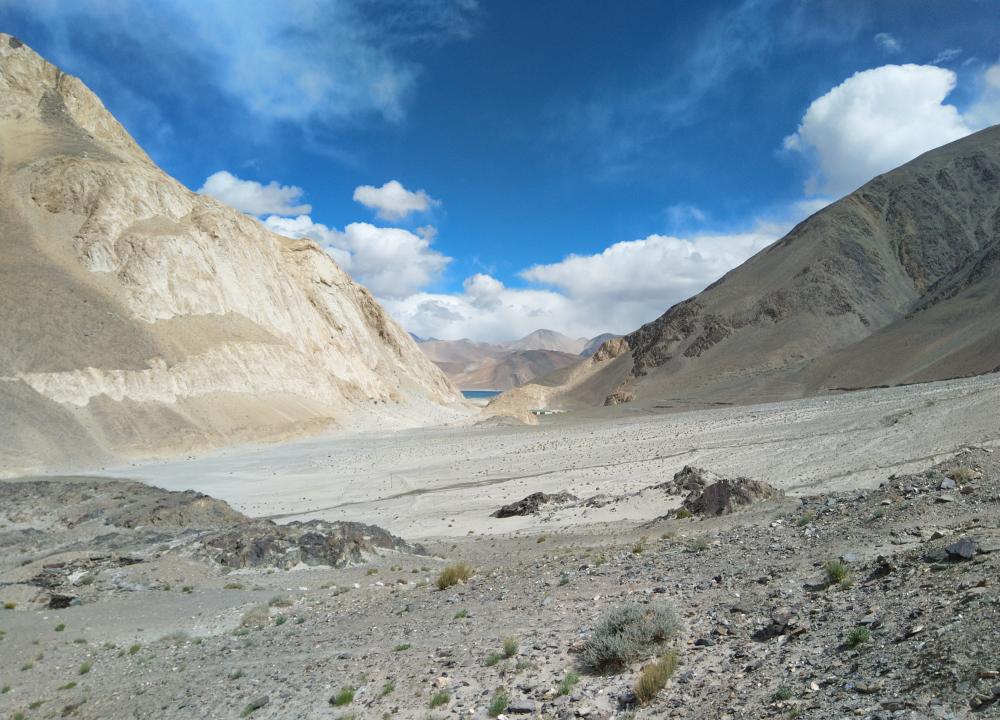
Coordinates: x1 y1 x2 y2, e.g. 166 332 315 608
825 560 851 588
4 602 16 610
634 652 679 704
630 541 645 554
224 582 244 590
796 512 815 527
675 507 693 519
436 562 474 590
846 626 870 647
429 690 450 709
268 595 293 608
128 643 141 655
274 615 287 626
947 466 974 482
241 604 270 628
488 688 509 717
453 609 469 619
772 686 793 701
58 682 77 691
502 636 519 658
55 623 65 632
557 670 580 696
393 643 411 652
483 653 502 667
579 603 680 673
78 662 91 675
379 679 395 698
687 537 709 553
330 687 355 706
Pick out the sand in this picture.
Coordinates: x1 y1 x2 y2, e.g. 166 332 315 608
104 373 1000 541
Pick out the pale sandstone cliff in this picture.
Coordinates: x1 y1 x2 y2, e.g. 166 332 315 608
0 34 465 475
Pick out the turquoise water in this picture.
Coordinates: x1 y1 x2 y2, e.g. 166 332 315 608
461 390 501 399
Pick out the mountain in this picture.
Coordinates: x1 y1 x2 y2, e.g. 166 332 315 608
491 126 1000 415
501 329 588 354
580 333 618 357
414 330 613 390
0 35 462 476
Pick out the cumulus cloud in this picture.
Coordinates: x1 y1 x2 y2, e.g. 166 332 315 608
963 61 1000 130
263 215 450 298
873 32 900 54
783 64 974 196
199 171 311 216
385 226 783 341
353 180 440 221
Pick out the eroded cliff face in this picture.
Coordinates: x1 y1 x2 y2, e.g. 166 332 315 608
0 34 464 475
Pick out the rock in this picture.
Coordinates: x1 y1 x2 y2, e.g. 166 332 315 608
492 492 578 518
507 699 536 713
203 519 419 569
657 466 718 495
945 538 979 561
683 476 783 516
244 696 269 714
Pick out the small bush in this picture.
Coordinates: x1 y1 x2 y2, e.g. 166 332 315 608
846 626 870 647
558 573 570 586
393 643 411 652
502 636 519 658
429 690 450 709
366 568 378 576
224 582 244 590
488 688 509 717
78 662 91 675
675 507 693 520
241 604 270 628
453 609 469 619
796 512 815 527
55 623 66 632
4 601 16 610
579 603 680 673
268 595 293 608
687 537 709 553
181 585 193 594
947 466 975 482
536 535 547 544
557 670 580 696
128 643 141 655
483 653 502 667
330 687 355 706
772 686 793 701
825 560 851 588
1 685 9 694
379 679 395 698
58 681 77 691
436 562 474 590
274 615 287 626
634 651 679 705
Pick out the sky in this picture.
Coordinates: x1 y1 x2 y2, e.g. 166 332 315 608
2 0 999 341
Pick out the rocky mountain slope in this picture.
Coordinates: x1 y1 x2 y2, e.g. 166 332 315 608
417 330 613 390
493 126 1000 414
0 35 462 476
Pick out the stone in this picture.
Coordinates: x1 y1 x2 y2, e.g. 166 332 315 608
245 696 269 713
945 538 979 560
683 476 783 516
507 699 536 713
493 492 578 518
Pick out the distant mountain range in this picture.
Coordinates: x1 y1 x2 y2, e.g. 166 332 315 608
492 125 1000 414
415 329 617 390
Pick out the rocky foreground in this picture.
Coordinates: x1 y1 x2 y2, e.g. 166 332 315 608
1 447 998 720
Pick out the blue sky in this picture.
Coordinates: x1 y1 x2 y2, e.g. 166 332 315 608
3 0 999 340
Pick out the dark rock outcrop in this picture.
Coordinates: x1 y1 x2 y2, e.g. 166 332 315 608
493 491 578 518
683 476 783 516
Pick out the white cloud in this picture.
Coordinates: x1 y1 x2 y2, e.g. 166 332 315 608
353 180 440 221
385 225 783 341
932 48 962 65
963 61 1000 130
199 171 311 216
783 64 974 196
263 216 450 299
874 32 900 55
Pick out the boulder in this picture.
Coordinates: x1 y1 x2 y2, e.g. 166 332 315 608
492 491 577 518
683 476 783 516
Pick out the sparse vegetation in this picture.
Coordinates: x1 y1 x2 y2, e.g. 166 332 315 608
484 652 502 667
2 685 10 694
268 595 293 608
630 540 645 554
634 651 678 704
59 681 78 691
330 687 355 706
128 643 141 655
453 609 469 619
675 507 693 519
536 535 547 543
55 623 66 632
846 626 870 647
379 679 395 698
687 536 709 552
773 686 793 701
181 585 193 593
274 615 287 626
224 582 244 590
436 561 474 590
429 690 450 709
579 603 680 673
241 604 270 628
797 511 815 527
557 670 580 696
4 601 16 609
502 636 519 658
558 573 570 586
393 643 411 652
488 688 509 717
366 568 378 575
825 559 852 588
78 661 92 675
947 466 975 481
